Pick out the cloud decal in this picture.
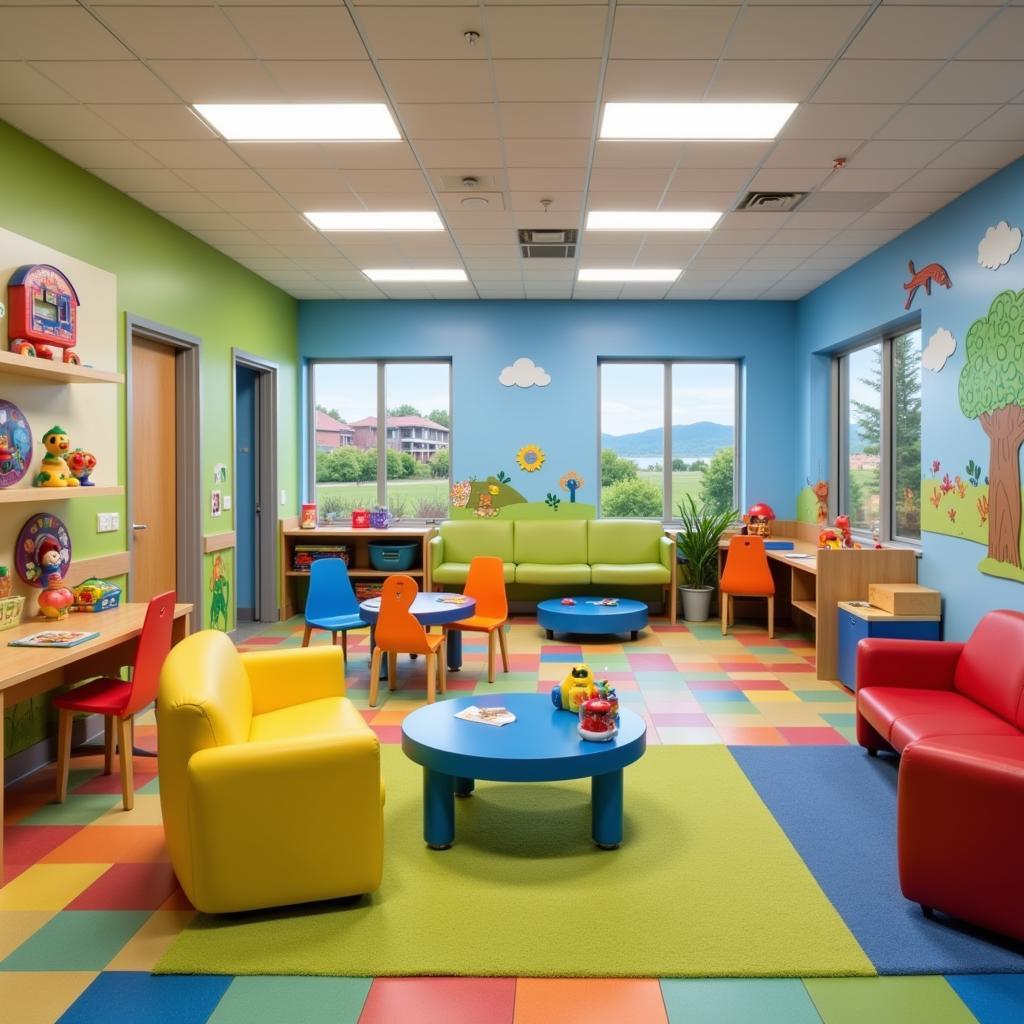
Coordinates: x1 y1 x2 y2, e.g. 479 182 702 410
978 221 1022 270
499 357 550 388
922 328 956 372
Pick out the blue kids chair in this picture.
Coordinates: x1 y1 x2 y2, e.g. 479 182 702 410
302 558 368 662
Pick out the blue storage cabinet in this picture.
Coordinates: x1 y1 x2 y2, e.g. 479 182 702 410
837 602 941 691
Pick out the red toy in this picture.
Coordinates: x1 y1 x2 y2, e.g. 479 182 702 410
560 597 575 606
351 508 370 529
834 514 853 548
744 502 776 537
7 264 80 363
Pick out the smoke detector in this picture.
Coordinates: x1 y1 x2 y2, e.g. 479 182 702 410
464 30 480 45
460 195 489 209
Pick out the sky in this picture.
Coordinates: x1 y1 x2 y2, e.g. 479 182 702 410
315 363 450 424
600 362 737 436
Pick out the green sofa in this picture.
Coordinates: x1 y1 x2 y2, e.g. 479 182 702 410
430 519 676 622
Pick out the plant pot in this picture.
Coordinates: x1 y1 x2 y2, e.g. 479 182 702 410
680 586 714 623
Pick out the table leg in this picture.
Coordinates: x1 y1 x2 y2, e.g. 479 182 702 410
454 776 475 798
423 768 455 849
591 769 623 849
447 630 463 671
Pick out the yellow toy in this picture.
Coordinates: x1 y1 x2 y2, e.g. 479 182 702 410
34 425 80 488
551 664 598 713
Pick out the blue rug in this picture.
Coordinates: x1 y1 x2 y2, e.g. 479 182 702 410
732 745 1024 975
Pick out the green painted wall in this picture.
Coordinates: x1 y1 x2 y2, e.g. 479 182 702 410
1 122 299 759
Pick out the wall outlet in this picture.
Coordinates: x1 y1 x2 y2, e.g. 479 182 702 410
223 495 232 511
280 489 287 506
96 512 118 533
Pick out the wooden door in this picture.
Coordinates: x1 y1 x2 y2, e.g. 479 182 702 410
131 338 177 601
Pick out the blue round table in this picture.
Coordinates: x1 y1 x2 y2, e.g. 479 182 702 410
359 593 476 673
402 693 647 850
537 597 649 642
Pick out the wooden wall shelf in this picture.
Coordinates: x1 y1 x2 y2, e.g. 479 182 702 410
0 349 123 385
0 486 123 504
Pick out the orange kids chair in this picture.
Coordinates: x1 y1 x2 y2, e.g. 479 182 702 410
444 556 509 685
719 535 775 638
53 590 176 811
369 574 446 707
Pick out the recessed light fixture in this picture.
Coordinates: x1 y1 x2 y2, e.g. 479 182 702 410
586 211 721 231
600 103 797 140
193 103 401 141
578 268 681 283
363 269 468 282
306 211 444 232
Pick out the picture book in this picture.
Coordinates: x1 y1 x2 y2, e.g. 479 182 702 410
454 705 516 727
9 630 100 649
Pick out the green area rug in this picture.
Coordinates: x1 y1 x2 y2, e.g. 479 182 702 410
155 745 874 978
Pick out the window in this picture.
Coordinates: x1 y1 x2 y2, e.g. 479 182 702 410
835 327 922 544
599 361 739 520
310 360 451 523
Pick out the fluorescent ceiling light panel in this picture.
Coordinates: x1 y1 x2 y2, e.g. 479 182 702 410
306 211 444 232
194 103 400 141
586 211 721 231
578 268 681 283
601 102 797 140
363 268 468 282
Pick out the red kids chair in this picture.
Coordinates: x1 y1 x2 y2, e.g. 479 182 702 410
53 591 177 811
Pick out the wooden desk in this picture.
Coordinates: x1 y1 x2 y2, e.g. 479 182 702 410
1 602 192 868
716 522 917 681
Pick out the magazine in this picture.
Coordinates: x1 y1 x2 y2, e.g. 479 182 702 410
9 630 100 649
454 705 517 727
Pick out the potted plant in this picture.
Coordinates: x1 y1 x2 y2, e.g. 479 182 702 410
675 495 738 622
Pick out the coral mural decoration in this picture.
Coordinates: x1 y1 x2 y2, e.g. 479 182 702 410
903 260 951 310
958 289 1024 578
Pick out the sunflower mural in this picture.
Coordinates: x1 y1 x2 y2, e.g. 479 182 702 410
516 444 545 473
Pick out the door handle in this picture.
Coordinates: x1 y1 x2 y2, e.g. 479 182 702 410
131 523 149 531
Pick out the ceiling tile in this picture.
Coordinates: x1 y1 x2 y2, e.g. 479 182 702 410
356 7 488 60
416 138 505 166
707 60 828 101
588 167 672 191
594 140 683 169
611 7 737 60
0 62 74 103
510 191 581 213
503 138 591 167
353 192 441 210
781 103 901 140
229 142 331 169
493 59 600 102
486 5 608 59
96 6 251 59
913 61 1024 104
899 166 996 192
157 210 246 231
175 167 273 192
499 102 595 138
344 169 431 193
872 192 959 213
230 211 310 230
727 5 865 59
677 141 773 168
875 103 999 141
0 8 130 60
957 8 1024 59
263 60 386 101
212 192 295 212
819 168 915 191
147 60 282 103
966 105 1024 141
29 60 178 104
378 60 491 103
1 103 125 140
262 167 351 192
748 167 828 190
852 210 928 232
845 5 993 60
601 60 715 101
813 60 943 103
89 104 217 140
225 6 366 59
258 229 329 244
766 139 863 168
92 167 190 192
928 139 1024 168
323 142 421 170
400 103 499 139
846 140 951 169
507 167 586 191
670 167 749 190
139 140 248 169
45 139 161 169
127 192 223 214
717 211 790 231
663 191 739 208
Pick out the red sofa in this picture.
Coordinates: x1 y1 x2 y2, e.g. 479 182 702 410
855 609 1024 942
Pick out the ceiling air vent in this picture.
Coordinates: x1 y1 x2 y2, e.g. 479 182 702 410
737 191 807 213
518 228 578 258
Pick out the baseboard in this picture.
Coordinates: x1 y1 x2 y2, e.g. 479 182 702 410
3 713 105 789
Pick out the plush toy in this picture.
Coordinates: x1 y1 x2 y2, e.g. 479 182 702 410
817 529 842 550
65 448 97 487
551 664 599 713
834 514 853 548
34 425 79 488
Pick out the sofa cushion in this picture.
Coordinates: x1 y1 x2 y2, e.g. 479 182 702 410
588 519 663 565
249 696 368 744
514 520 587 565
515 563 591 585
890 710 1020 751
440 521 514 564
954 609 1024 729
591 562 670 585
433 561 516 585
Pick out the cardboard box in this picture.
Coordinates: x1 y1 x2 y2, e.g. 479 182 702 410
868 583 941 617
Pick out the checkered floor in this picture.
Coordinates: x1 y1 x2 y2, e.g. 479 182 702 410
2 616 1015 1023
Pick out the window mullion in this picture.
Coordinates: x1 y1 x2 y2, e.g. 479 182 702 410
376 361 387 509
880 337 893 542
663 362 671 522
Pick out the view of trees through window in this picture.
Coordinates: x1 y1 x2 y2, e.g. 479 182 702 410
313 361 450 522
600 362 738 519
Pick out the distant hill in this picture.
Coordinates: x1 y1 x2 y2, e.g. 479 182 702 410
848 422 866 454
601 421 733 457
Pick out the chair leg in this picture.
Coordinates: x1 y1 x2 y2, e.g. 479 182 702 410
767 596 775 639
302 624 313 647
331 630 338 647
55 708 73 803
369 647 383 707
439 640 447 694
721 594 729 635
103 716 115 775
341 630 348 665
426 652 437 703
487 630 496 684
497 625 509 673
387 652 398 691
117 714 134 811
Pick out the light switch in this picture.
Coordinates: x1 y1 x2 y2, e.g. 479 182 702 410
223 495 232 510
280 489 287 506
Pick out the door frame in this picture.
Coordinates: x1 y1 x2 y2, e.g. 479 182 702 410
233 347 279 623
125 315 202 616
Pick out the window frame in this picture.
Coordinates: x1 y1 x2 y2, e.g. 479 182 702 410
597 358 742 523
307 357 453 524
832 323 921 547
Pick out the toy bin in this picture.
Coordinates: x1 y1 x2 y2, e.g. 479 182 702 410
1 596 25 631
368 541 419 572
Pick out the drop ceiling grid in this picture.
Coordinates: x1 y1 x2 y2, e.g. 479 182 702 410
0 1 1019 298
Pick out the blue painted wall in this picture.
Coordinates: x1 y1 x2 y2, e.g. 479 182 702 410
235 364 257 617
795 157 1024 641
299 300 798 517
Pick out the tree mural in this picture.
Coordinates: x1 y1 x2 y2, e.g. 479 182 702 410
958 289 1024 569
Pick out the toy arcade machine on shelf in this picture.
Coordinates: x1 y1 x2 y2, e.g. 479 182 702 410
7 264 80 364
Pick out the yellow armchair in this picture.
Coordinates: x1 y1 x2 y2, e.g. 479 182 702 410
157 630 383 914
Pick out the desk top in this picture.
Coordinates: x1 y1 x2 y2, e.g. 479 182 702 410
359 593 475 626
715 533 821 574
1 602 192 692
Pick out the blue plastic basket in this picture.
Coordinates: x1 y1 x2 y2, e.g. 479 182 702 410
368 541 419 571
